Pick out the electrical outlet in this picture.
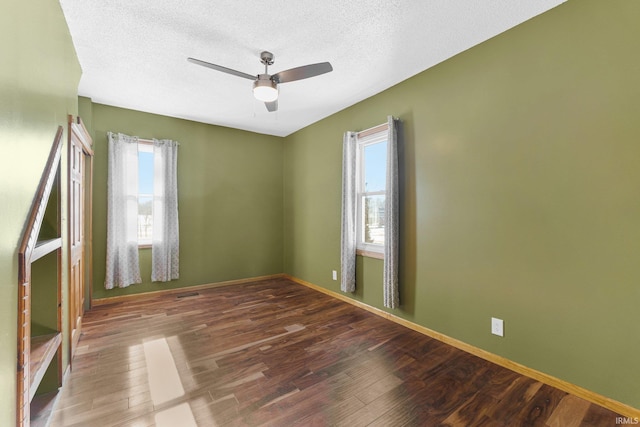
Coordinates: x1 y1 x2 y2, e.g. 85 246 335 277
491 317 504 337
332 270 337 281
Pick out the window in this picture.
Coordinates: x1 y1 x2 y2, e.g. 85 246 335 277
137 143 154 246
340 117 399 306
106 132 180 289
356 127 387 255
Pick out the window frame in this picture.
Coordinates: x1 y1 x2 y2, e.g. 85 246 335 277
355 126 388 258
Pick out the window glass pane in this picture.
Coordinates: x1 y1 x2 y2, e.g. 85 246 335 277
138 196 153 242
363 194 385 245
138 147 154 244
139 151 154 195
364 141 387 192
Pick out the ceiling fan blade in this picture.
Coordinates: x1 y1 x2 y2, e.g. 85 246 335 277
265 100 278 112
272 62 333 84
187 57 256 80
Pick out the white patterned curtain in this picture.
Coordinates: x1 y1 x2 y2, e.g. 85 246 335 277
105 132 141 289
340 131 357 293
151 139 179 282
383 116 400 309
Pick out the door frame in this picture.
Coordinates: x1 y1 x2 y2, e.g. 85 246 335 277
67 115 93 364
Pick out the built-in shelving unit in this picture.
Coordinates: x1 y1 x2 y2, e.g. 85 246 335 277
17 126 64 427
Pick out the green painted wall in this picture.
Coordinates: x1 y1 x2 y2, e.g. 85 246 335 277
0 0 81 423
87 103 284 299
283 0 640 409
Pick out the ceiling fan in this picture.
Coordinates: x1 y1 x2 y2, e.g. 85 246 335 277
187 51 333 112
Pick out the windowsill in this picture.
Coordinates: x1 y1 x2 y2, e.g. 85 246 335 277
356 249 384 260
138 244 152 249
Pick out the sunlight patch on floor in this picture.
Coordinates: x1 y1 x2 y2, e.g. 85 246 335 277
155 403 198 427
142 338 185 405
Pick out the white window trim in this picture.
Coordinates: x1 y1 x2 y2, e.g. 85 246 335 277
355 127 387 255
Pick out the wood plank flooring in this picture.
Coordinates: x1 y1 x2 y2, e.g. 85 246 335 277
50 278 623 426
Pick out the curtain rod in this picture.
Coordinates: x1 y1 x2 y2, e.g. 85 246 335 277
138 138 153 145
138 138 180 145
357 122 388 138
108 132 180 145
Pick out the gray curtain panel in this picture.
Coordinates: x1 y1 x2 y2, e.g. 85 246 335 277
151 139 180 282
105 132 142 289
383 116 400 309
340 131 357 293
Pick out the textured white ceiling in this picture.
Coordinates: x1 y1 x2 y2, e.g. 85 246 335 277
60 0 565 137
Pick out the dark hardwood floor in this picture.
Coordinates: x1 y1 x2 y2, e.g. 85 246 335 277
49 278 623 426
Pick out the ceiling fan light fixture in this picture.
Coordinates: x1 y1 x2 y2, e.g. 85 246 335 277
253 76 278 102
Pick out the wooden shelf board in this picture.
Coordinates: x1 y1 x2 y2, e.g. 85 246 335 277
29 333 61 402
30 390 60 427
31 238 62 263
